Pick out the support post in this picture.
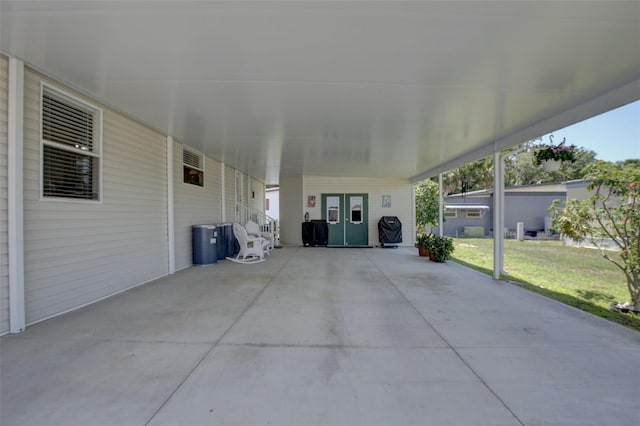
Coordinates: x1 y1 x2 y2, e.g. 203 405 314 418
8 57 25 333
166 136 175 274
438 173 444 237
221 163 226 222
493 150 503 280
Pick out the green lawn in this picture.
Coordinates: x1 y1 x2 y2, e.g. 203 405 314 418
451 238 640 332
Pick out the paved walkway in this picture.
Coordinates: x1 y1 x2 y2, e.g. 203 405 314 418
2 247 639 425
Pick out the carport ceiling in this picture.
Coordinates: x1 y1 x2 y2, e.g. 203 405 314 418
2 1 639 183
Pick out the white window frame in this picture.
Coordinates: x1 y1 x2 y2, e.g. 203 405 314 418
182 145 205 188
444 208 457 219
40 82 103 203
466 209 483 218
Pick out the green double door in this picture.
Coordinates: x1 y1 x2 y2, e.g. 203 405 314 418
321 193 368 246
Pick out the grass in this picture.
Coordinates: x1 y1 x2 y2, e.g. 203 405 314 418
451 238 640 332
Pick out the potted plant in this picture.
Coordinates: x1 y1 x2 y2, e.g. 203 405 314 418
416 233 433 257
429 235 454 262
533 135 576 172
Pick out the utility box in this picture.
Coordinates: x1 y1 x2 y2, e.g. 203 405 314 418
192 224 217 265
516 222 525 241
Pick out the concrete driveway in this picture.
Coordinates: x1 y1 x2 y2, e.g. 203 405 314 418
2 247 639 425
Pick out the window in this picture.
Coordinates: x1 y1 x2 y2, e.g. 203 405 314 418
183 146 204 187
466 209 483 218
41 84 102 200
444 208 457 218
350 196 363 224
327 196 340 224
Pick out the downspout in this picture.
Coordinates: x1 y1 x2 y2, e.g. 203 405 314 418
8 57 25 333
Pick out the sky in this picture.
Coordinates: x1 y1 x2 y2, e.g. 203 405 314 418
542 100 640 162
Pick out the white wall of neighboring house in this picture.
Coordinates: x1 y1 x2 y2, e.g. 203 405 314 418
265 187 279 221
0 58 266 334
303 176 414 247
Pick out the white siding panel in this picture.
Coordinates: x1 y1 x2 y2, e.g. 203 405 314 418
250 179 265 215
0 54 9 333
173 144 222 270
303 176 413 246
224 165 235 222
23 69 169 324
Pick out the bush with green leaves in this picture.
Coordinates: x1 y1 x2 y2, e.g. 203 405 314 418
430 235 455 262
550 161 639 309
415 179 441 233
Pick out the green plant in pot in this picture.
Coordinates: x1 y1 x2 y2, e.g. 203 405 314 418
416 233 434 257
430 235 454 262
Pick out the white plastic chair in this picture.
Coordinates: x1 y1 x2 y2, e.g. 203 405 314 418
227 223 266 264
244 220 272 254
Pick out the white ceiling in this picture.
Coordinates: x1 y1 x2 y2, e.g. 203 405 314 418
2 1 639 183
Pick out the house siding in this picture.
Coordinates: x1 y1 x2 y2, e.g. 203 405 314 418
249 178 265 214
504 193 563 231
440 199 493 237
173 143 222 270
303 176 413 246
22 69 169 324
0 54 9 333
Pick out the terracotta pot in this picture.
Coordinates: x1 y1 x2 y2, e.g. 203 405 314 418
429 252 435 261
418 245 428 257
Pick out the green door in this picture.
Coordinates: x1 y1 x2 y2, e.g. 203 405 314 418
321 193 368 246
321 194 345 246
345 194 368 246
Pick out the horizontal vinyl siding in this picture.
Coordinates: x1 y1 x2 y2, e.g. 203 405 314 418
174 144 222 270
250 179 265 215
224 165 235 222
303 176 413 246
23 69 169 324
0 55 8 333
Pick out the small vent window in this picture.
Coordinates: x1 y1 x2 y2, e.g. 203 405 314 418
466 209 483 218
444 208 457 218
183 146 204 187
41 84 101 201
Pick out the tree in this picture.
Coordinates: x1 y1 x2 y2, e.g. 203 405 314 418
415 179 440 232
550 161 640 309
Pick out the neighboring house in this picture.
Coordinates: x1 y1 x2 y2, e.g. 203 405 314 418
433 183 567 237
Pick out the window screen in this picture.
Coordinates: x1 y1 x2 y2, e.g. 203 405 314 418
183 146 204 187
41 84 101 200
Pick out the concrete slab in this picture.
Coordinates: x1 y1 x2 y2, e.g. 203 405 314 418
1 337 210 426
148 345 519 426
2 246 639 426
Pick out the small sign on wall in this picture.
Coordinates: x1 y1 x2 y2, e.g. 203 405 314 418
382 195 392 208
307 195 316 208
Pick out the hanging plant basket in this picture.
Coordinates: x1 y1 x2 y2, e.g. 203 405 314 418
542 159 561 172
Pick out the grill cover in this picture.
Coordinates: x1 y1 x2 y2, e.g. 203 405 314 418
378 216 402 245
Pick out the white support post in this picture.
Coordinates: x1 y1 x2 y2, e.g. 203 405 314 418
221 163 226 222
438 173 444 237
411 184 417 245
493 150 503 280
166 136 175 274
8 57 25 333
